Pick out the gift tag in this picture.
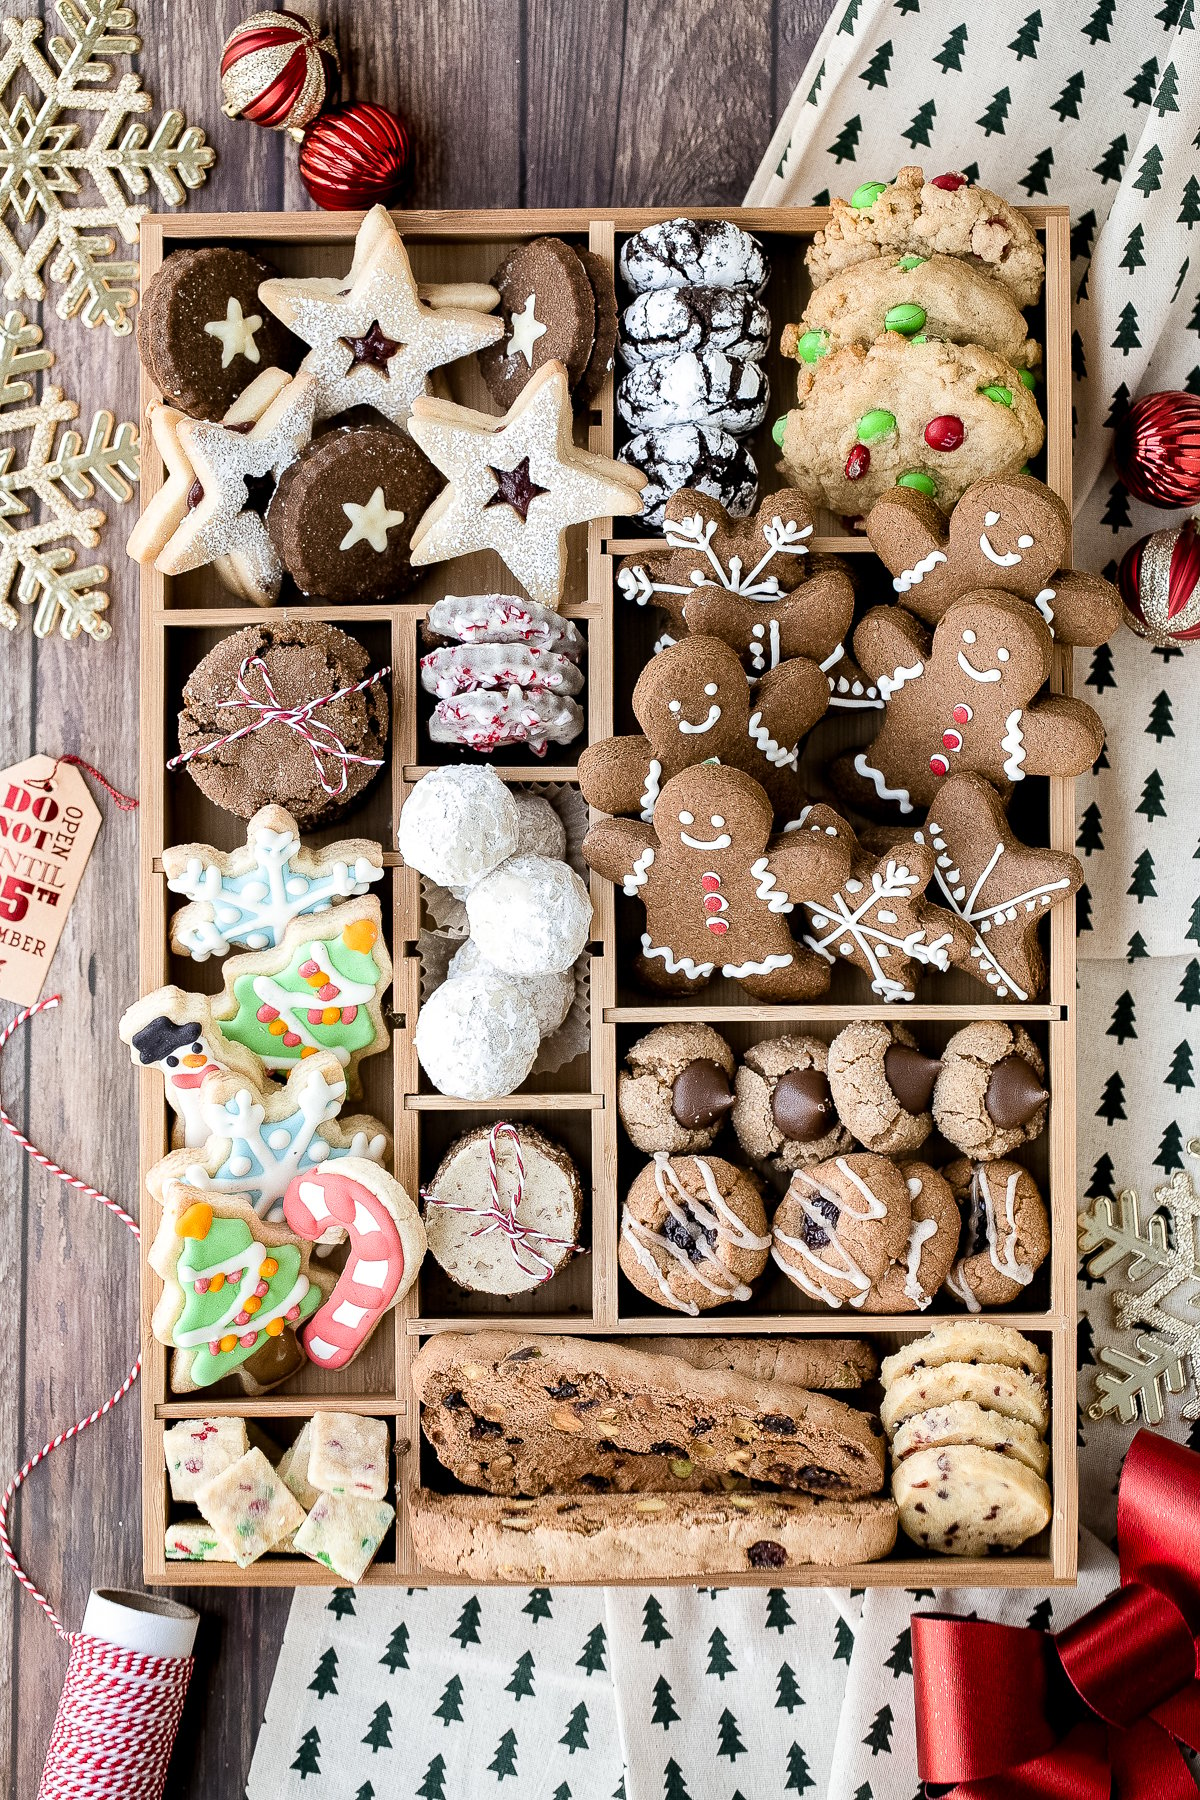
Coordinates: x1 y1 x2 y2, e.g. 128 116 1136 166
0 755 102 1004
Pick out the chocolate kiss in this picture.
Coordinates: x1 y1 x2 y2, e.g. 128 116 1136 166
772 1067 836 1142
986 1054 1049 1129
671 1058 734 1130
884 1044 942 1114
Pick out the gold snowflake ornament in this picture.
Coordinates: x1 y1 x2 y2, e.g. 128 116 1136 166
0 1 214 335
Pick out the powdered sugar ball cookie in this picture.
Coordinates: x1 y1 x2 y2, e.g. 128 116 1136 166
771 1153 912 1309
414 969 540 1100
619 217 769 295
731 1035 853 1177
942 1156 1050 1312
860 1161 959 1314
398 765 519 891
466 854 592 977
826 1021 942 1157
932 1022 1048 1161
618 1023 736 1154
448 935 574 1037
512 793 568 862
620 1152 770 1315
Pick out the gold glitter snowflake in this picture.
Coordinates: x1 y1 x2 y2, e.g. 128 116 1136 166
0 0 214 335
0 308 138 641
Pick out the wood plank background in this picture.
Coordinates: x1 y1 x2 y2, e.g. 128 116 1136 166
0 1 834 1791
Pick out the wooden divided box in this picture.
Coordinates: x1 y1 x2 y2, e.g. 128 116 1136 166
136 205 1077 1588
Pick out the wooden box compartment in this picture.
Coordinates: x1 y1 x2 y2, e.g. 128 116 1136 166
137 206 1076 1590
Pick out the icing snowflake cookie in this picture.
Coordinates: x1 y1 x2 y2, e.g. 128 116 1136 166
582 762 851 1001
119 986 264 1151
619 1152 770 1315
942 1157 1050 1312
165 804 384 961
408 360 646 609
616 487 853 675
282 1161 424 1370
138 247 296 420
778 335 1044 518
149 1187 334 1394
866 472 1122 647
831 594 1104 816
256 204 504 426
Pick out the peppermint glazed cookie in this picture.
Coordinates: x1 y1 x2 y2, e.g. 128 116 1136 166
731 1034 853 1177
771 1153 912 1310
618 1024 737 1155
619 1153 771 1315
943 1157 1050 1311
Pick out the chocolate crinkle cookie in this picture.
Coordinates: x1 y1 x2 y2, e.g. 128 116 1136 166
826 1020 943 1158
731 1034 854 1178
175 619 389 827
138 247 296 421
268 423 440 602
620 287 771 366
619 217 770 295
617 424 758 528
618 1023 737 1155
932 1022 1048 1162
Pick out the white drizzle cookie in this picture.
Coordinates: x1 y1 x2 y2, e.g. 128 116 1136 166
942 1156 1049 1311
771 1153 911 1310
860 1162 958 1314
619 1152 771 1316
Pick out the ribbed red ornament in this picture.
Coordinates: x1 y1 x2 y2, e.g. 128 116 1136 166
1114 390 1200 509
219 10 340 139
298 102 410 210
1118 517 1200 646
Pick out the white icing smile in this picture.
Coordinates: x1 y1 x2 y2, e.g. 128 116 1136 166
669 682 721 734
678 808 731 850
979 533 1022 567
957 630 1008 683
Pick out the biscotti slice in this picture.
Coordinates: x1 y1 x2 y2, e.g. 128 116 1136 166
624 1335 877 1389
411 1330 886 1495
422 1408 741 1497
880 1321 1047 1387
409 1488 898 1580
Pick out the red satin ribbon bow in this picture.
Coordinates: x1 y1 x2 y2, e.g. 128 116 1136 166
912 1430 1200 1800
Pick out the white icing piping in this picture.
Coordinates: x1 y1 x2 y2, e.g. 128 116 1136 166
854 752 912 814
893 549 947 593
638 760 661 822
877 660 924 701
624 847 655 894
747 710 798 768
957 651 1002 683
641 935 713 981
1032 586 1056 629
749 857 793 913
1001 710 1026 780
902 1217 938 1309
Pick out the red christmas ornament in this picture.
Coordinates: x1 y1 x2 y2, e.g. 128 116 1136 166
220 10 340 140
298 102 410 210
1118 516 1200 646
1114 390 1200 509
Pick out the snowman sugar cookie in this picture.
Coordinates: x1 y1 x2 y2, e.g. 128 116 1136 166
867 473 1122 648
831 593 1104 816
120 988 264 1150
582 762 850 1000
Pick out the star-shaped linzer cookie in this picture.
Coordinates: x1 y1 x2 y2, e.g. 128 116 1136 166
407 361 646 609
257 204 504 427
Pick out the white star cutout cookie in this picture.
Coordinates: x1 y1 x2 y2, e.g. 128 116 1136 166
340 486 407 554
407 360 646 609
204 297 264 369
507 293 547 367
156 372 318 605
256 204 504 427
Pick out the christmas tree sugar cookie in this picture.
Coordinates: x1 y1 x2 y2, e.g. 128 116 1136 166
150 1188 334 1393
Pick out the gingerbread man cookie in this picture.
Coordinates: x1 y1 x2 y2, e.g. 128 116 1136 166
582 763 850 1000
578 634 826 825
866 474 1122 648
615 487 854 676
832 594 1104 815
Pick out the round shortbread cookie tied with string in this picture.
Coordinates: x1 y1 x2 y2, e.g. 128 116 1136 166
423 1121 583 1296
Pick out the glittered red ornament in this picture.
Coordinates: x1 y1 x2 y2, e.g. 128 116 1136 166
220 10 340 140
298 102 410 211
1114 390 1200 509
1118 517 1200 646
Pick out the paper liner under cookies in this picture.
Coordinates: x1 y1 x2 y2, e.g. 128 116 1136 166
419 781 589 931
419 927 591 1079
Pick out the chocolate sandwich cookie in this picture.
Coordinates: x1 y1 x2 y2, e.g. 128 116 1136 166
268 423 440 602
138 247 296 420
619 217 770 295
478 237 596 410
575 247 620 403
618 424 758 529
617 346 768 434
620 286 771 365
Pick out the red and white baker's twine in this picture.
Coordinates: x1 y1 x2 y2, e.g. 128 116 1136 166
423 1120 581 1282
165 654 390 797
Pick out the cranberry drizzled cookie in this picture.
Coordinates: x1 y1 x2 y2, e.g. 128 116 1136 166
619 1152 771 1315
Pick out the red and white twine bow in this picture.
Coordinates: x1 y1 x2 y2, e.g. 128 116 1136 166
166 654 389 797
423 1120 581 1282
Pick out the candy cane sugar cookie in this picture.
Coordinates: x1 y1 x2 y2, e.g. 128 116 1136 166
149 1188 334 1394
771 1153 912 1310
282 1161 424 1370
619 1152 771 1316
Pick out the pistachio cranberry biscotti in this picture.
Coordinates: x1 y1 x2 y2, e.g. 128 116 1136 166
409 1488 898 1580
622 1335 877 1389
422 1412 740 1498
410 1331 886 1494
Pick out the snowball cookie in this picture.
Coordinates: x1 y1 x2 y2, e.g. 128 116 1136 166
932 1022 1048 1162
424 1123 583 1295
398 765 519 892
448 935 574 1038
466 854 593 977
826 1021 942 1158
512 792 568 862
618 1023 736 1155
859 1161 959 1314
619 1152 770 1316
942 1157 1050 1312
771 1153 912 1310
414 969 540 1100
732 1034 854 1177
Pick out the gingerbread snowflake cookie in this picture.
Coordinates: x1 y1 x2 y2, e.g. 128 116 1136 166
943 1157 1050 1312
578 633 826 825
826 1021 942 1157
771 1152 912 1310
618 1024 737 1155
778 335 1043 518
832 595 1104 816
933 1022 1048 1162
806 167 1045 310
620 1152 770 1315
138 247 296 420
867 473 1122 647
616 487 853 675
583 763 851 1001
731 1034 853 1177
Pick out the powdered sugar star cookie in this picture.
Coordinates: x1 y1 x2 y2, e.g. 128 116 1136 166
408 360 645 609
257 204 503 426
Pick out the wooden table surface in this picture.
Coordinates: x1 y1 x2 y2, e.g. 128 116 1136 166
0 1 831 1790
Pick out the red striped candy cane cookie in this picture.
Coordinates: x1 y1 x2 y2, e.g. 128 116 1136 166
282 1158 425 1369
